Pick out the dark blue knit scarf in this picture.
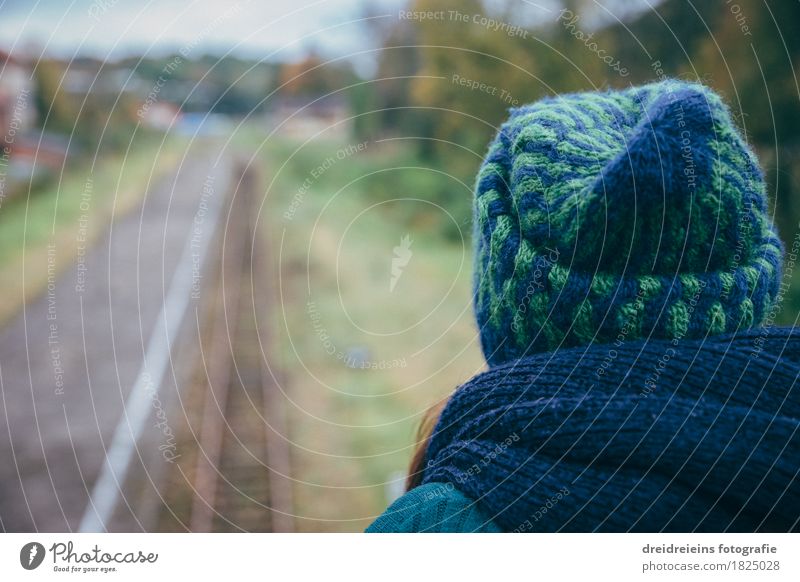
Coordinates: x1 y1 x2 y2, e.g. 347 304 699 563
421 328 800 532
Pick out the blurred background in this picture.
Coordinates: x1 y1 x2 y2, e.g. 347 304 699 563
0 0 798 532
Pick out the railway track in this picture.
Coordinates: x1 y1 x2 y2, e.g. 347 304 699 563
173 161 293 532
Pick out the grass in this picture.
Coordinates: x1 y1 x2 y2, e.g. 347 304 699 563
0 131 188 325
251 134 486 531
247 131 800 531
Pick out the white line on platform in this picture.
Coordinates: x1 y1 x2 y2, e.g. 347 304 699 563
78 162 229 532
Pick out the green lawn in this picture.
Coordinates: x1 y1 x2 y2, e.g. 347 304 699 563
251 134 486 531
0 131 187 324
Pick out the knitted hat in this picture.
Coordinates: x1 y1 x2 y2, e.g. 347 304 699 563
474 79 783 366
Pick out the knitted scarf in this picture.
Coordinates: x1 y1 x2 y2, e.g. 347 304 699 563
421 327 800 532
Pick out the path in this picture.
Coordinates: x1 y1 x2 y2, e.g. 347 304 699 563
0 140 232 532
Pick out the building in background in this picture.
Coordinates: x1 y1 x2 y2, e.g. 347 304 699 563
268 95 352 140
0 49 35 143
0 49 70 203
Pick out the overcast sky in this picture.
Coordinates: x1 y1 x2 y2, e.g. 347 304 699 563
0 0 652 71
0 0 406 63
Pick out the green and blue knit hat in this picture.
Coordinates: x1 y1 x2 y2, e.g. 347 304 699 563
474 79 783 366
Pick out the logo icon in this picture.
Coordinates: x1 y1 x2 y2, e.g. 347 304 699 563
390 234 413 292
20 542 45 570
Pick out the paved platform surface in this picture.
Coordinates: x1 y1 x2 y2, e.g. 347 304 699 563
0 142 232 532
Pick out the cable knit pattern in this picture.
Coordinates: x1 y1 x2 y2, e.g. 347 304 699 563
474 79 783 366
421 329 800 532
367 81 796 534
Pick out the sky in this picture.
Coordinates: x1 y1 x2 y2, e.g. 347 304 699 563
0 0 406 63
0 0 654 71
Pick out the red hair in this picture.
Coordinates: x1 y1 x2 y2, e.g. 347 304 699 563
405 399 448 491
